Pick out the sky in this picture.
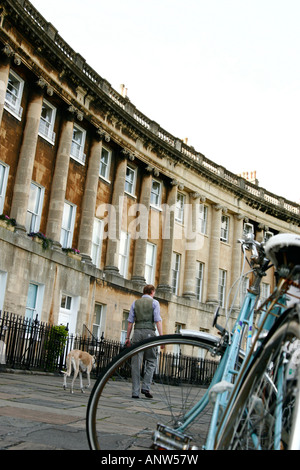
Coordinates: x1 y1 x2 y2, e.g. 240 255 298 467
31 0 300 203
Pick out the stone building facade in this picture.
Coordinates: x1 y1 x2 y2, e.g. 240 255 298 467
0 0 299 341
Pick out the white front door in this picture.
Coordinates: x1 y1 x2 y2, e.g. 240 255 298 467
58 293 79 336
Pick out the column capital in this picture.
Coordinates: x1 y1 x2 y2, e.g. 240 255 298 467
214 203 227 213
67 104 84 122
36 76 54 96
121 148 135 160
235 213 247 221
191 192 206 202
95 127 110 142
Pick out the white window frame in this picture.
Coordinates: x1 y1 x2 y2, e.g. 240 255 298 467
70 123 86 165
261 282 270 304
218 269 227 307
171 252 181 295
99 146 111 181
60 201 76 249
244 222 254 238
220 215 229 242
93 303 106 340
145 242 157 284
91 218 104 268
4 69 24 120
25 182 44 234
175 193 185 223
150 179 162 209
0 271 7 313
25 282 45 322
198 204 208 234
125 164 137 196
264 231 274 242
195 261 204 301
121 310 129 344
118 231 130 278
38 98 56 145
0 162 9 215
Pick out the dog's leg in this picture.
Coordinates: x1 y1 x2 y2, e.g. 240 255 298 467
86 369 91 389
63 356 71 390
71 358 78 394
63 372 67 390
79 369 84 393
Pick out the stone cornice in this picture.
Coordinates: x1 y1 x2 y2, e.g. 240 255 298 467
1 0 299 225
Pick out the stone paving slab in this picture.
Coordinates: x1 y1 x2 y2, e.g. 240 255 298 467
0 369 212 452
0 370 92 450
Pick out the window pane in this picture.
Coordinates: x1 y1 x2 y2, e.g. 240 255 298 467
5 71 24 118
26 183 43 233
25 283 38 321
151 180 161 206
91 219 103 267
60 202 75 248
176 193 185 222
6 75 20 106
99 147 111 179
125 166 135 194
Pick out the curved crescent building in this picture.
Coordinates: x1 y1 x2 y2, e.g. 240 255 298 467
0 0 299 341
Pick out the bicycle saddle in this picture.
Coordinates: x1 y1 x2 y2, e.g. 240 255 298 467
265 233 300 275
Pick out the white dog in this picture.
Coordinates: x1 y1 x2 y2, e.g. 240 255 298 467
62 349 96 393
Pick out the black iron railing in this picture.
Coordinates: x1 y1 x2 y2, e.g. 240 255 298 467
0 311 218 385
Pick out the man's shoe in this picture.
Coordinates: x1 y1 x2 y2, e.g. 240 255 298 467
141 389 153 398
132 395 139 399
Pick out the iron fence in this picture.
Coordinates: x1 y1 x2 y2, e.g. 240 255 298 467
0 311 218 385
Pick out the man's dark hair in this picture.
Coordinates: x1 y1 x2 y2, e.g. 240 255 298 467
143 284 155 295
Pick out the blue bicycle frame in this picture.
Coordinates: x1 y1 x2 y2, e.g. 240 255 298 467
177 280 287 450
176 289 258 444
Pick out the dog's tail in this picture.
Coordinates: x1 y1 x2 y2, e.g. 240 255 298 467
62 355 72 376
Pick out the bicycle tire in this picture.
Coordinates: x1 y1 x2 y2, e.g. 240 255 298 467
86 333 221 450
215 303 300 450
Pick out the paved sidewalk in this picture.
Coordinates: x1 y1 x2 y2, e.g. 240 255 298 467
0 370 212 451
0 370 93 450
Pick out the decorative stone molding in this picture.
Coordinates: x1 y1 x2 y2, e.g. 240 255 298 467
2 44 21 66
191 192 206 202
67 105 84 121
2 44 13 57
96 127 110 142
36 77 54 96
121 148 135 160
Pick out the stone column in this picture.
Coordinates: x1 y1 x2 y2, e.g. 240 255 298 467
132 169 153 285
10 87 44 230
78 130 109 263
157 180 178 293
46 113 74 245
230 214 245 307
206 204 223 304
104 154 127 274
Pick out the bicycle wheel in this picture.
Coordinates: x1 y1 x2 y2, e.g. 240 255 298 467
215 303 300 450
86 333 221 450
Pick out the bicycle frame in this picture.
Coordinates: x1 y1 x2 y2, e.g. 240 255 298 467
212 280 291 450
177 239 290 450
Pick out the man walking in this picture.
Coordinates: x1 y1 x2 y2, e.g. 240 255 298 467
125 284 163 399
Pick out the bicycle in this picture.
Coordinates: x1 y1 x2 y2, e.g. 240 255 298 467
86 233 300 450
